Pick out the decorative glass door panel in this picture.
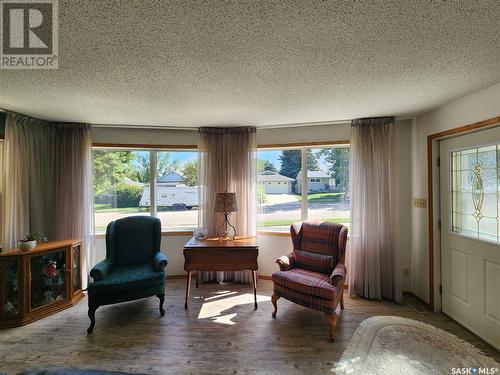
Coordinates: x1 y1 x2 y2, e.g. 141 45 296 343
441 128 500 350
3 258 21 316
30 250 67 309
72 245 81 293
451 145 499 243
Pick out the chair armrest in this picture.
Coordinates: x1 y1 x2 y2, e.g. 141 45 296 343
153 252 168 272
90 260 112 282
330 263 347 286
276 253 295 271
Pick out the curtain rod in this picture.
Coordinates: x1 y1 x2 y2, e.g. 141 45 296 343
91 116 414 130
0 108 414 130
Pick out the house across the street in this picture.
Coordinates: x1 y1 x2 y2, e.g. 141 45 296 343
158 171 185 186
257 171 294 194
296 170 335 193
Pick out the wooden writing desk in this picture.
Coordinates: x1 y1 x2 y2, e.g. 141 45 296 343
183 236 259 310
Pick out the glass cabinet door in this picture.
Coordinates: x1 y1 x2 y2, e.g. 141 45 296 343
3 258 21 316
72 244 81 293
30 249 67 309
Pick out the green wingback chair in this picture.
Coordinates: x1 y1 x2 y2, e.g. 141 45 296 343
87 216 168 333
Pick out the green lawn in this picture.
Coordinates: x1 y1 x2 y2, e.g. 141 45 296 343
262 217 350 227
294 192 345 203
94 218 350 232
94 204 142 213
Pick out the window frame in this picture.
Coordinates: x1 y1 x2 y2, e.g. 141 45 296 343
256 140 350 235
91 144 198 237
91 140 349 237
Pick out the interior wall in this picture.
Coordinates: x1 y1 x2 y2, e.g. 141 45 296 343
411 82 500 305
91 127 197 146
257 123 350 145
94 234 293 278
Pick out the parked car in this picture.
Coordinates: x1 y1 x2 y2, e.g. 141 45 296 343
139 185 198 211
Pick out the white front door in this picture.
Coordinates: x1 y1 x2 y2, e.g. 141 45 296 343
440 126 500 350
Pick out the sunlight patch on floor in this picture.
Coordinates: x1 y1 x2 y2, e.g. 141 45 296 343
204 291 238 301
198 293 271 325
212 313 238 325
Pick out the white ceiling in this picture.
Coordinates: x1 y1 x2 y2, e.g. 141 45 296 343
0 1 499 128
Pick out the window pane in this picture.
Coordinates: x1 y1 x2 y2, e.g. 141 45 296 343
306 146 350 227
93 150 150 233
257 149 302 232
155 151 199 231
451 145 499 243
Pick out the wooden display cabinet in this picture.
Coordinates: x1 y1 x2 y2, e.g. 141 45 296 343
0 240 84 328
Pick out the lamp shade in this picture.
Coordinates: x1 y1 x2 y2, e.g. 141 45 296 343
214 192 238 212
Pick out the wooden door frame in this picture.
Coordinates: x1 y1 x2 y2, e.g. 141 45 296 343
427 116 500 310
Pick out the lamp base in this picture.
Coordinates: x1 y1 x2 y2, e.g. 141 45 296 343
218 232 235 241
217 212 236 240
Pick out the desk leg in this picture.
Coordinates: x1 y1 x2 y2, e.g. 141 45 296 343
196 271 199 288
185 271 192 309
252 271 257 310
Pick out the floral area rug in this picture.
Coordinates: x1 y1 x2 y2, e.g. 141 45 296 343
334 316 499 375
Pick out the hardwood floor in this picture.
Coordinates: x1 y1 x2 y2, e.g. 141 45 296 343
0 279 498 374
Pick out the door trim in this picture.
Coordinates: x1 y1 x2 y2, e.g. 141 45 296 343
427 116 500 310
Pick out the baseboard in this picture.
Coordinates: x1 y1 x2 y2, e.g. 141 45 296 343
167 273 350 290
167 274 274 280
258 275 272 280
403 291 431 309
166 274 192 280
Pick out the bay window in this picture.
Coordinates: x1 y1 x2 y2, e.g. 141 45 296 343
92 143 349 235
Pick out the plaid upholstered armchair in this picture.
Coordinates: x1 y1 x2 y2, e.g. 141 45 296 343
271 221 348 342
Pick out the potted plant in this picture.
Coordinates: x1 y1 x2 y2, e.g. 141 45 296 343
18 233 47 251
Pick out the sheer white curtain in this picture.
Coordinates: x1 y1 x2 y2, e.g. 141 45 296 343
1 112 95 288
2 114 42 248
348 117 402 303
198 127 257 283
52 123 95 288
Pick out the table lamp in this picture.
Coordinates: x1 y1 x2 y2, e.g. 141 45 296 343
214 192 238 240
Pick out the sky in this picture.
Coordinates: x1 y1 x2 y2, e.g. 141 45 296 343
164 151 198 165
129 149 333 175
257 149 330 172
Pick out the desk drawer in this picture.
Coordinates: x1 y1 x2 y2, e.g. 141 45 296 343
184 247 258 271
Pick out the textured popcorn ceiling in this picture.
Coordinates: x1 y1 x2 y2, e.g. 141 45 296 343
0 1 499 127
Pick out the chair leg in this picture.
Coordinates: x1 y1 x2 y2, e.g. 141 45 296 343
87 304 98 334
271 294 280 318
325 312 337 342
157 294 165 316
340 293 345 310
